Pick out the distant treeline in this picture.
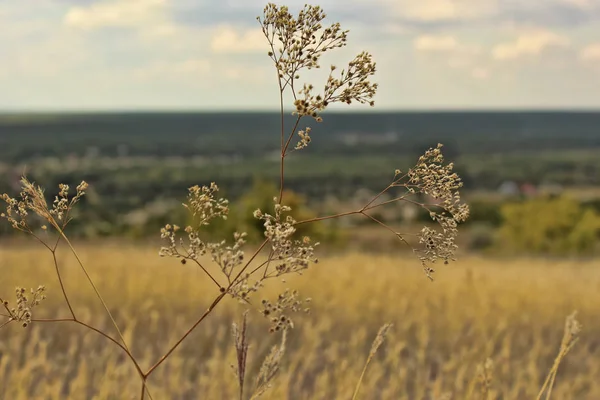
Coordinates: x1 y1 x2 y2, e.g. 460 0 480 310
1 111 599 236
1 111 599 161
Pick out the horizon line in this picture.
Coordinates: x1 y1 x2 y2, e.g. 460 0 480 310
2 107 600 114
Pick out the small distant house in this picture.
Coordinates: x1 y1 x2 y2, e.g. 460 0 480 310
520 183 538 197
498 181 519 197
338 131 399 146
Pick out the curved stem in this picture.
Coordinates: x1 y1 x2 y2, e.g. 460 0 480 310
145 239 270 378
144 292 227 377
52 250 76 319
278 68 285 202
140 378 148 400
32 318 143 376
230 239 270 286
362 183 393 210
190 258 222 289
52 223 131 354
294 210 361 226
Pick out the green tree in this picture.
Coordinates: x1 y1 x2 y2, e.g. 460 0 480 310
234 179 336 242
499 196 600 255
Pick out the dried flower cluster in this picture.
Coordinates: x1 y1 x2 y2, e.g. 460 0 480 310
295 127 312 150
52 182 89 222
259 4 347 87
255 200 319 278
207 232 248 280
261 289 311 332
406 144 469 221
229 200 318 302
477 358 494 399
159 183 229 259
1 286 47 328
292 51 377 122
259 3 377 131
1 178 87 232
183 182 229 224
388 144 470 276
562 311 582 350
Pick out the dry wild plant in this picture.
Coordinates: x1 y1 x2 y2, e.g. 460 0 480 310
536 312 582 400
352 323 393 400
476 358 494 400
1 3 473 399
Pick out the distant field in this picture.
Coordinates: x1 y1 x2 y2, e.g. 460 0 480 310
1 244 598 399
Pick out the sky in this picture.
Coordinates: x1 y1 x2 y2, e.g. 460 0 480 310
1 0 600 111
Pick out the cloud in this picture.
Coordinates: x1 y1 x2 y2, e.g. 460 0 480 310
394 0 497 22
360 0 600 35
412 33 489 81
413 35 458 51
492 30 570 60
1 0 600 109
580 43 600 61
64 0 167 30
210 26 265 54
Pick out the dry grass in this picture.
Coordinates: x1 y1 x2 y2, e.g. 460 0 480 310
0 244 598 399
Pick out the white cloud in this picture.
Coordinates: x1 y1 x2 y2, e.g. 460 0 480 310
64 0 167 30
492 30 570 60
210 26 265 54
414 34 485 79
580 43 600 61
388 0 497 22
414 35 458 51
0 0 599 109
559 0 596 9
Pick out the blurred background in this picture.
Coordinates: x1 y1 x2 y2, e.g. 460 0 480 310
1 0 599 255
1 111 599 256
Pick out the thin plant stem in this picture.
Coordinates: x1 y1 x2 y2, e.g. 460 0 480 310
51 223 130 351
278 68 285 203
44 226 155 398
362 183 393 210
145 239 270 377
352 360 370 400
51 250 76 319
144 292 227 377
351 323 392 400
1 298 12 315
282 117 301 157
294 210 361 225
140 378 147 400
363 194 411 210
536 340 579 400
230 239 270 286
190 258 222 289
361 212 396 235
32 318 144 377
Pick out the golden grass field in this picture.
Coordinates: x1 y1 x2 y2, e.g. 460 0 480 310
1 243 599 399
